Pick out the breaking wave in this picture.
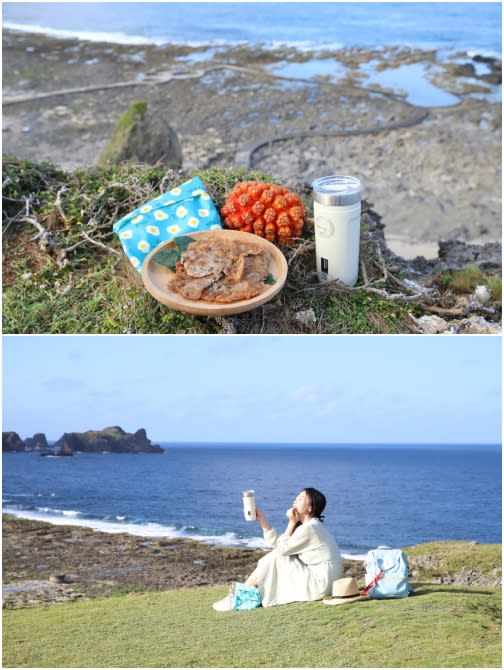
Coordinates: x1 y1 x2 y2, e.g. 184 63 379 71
2 503 365 558
2 503 271 550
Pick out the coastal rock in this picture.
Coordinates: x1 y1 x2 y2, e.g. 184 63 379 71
49 574 73 584
473 54 502 85
385 238 502 278
412 314 449 334
24 432 49 452
55 442 75 457
436 240 502 272
452 63 476 78
447 56 502 86
54 425 164 454
2 432 26 452
451 316 502 335
98 100 183 168
472 285 491 305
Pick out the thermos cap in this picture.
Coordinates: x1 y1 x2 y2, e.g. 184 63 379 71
312 175 362 206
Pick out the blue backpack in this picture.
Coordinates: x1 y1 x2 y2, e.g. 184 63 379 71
363 547 413 599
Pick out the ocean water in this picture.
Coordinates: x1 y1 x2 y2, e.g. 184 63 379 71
3 445 501 557
2 2 502 56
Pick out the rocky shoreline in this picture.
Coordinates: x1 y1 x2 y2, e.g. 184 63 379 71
1 515 264 608
3 515 501 610
2 30 501 258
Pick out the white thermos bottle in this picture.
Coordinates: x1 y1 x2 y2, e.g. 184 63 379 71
312 175 362 286
242 490 256 521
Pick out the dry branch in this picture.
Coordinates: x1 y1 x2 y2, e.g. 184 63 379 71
81 231 121 256
22 214 69 267
55 185 70 229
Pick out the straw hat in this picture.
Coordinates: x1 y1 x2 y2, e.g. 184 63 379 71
323 577 366 605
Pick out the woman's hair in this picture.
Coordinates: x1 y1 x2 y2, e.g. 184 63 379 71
304 487 326 522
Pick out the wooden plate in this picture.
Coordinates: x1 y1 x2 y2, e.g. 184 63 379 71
141 230 288 316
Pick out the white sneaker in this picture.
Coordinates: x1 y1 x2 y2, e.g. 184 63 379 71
212 594 234 612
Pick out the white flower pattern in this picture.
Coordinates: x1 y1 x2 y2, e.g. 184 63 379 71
112 177 222 273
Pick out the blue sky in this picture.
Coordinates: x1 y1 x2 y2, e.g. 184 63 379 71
2 335 501 445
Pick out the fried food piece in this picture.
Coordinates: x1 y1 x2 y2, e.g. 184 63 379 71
234 241 263 256
168 234 273 303
224 253 246 282
243 252 270 283
201 277 263 303
169 274 216 300
180 241 226 278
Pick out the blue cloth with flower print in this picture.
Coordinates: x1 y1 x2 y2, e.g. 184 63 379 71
113 176 222 272
232 583 261 611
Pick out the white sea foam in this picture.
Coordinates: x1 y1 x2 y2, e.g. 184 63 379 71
342 552 367 562
2 506 270 550
1 21 337 51
2 22 252 49
4 505 179 536
3 22 167 46
3 505 368 556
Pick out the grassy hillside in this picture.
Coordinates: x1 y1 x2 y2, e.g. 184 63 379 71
3 540 501 668
3 582 501 668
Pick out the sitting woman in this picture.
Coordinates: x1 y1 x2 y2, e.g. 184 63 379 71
214 487 343 610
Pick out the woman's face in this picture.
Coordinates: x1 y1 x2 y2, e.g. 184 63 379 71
293 490 311 516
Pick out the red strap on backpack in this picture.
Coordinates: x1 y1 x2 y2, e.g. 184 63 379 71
360 568 384 596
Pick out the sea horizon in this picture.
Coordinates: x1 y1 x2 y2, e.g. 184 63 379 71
157 441 501 449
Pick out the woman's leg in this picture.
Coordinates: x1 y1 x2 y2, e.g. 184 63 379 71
245 550 278 588
245 569 259 587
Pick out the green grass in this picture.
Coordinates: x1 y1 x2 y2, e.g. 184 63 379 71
324 290 414 333
438 264 502 301
3 583 501 668
407 541 502 583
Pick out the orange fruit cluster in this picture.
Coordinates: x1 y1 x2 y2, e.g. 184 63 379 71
220 181 305 245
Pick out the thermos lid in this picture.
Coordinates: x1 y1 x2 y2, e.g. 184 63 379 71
312 175 362 206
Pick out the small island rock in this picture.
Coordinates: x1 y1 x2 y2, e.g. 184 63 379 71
24 433 50 452
54 426 164 455
2 432 26 452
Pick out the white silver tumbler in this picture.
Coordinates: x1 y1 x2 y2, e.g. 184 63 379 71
242 490 256 521
312 175 362 286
